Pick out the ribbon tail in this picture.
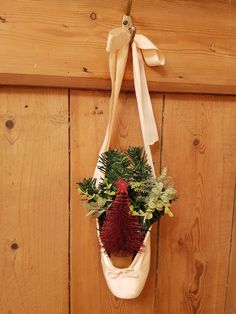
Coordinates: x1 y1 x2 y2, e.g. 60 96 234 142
93 50 117 184
132 44 159 145
132 42 158 176
106 44 129 150
139 51 159 144
94 45 129 184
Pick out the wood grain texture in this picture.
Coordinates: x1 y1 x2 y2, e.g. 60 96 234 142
70 90 163 313
0 0 236 94
225 182 236 314
156 95 236 313
0 87 69 314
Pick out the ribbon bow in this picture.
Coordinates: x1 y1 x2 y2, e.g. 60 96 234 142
93 17 165 184
107 267 139 279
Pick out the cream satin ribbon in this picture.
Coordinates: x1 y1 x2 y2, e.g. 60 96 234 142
94 22 165 183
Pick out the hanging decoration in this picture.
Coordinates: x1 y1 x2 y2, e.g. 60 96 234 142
77 0 177 299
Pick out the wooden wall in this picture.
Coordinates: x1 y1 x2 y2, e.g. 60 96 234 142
1 0 236 94
1 86 235 313
0 88 69 313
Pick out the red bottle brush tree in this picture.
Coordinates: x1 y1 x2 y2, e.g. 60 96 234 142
100 178 145 257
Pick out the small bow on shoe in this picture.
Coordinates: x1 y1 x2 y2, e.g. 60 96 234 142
107 267 139 279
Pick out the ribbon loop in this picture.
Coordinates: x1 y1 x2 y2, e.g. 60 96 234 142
134 34 165 66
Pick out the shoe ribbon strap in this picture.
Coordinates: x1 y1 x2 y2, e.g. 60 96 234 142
94 17 165 183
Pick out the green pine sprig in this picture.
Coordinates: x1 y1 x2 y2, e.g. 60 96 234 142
77 148 177 232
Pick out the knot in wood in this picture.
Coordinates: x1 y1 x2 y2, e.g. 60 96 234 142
11 243 19 250
5 120 14 129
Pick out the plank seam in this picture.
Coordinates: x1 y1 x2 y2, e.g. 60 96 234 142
224 177 236 314
68 88 71 314
153 94 166 313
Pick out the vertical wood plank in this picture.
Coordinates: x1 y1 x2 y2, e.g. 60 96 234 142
70 90 163 314
225 183 236 314
156 95 236 313
0 87 69 314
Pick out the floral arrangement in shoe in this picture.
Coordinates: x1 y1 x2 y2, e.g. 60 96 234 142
77 147 177 257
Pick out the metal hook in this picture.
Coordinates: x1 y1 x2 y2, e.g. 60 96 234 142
126 0 133 16
123 0 135 44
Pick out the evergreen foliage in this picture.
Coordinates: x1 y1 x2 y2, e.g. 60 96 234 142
97 147 152 183
77 147 177 240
